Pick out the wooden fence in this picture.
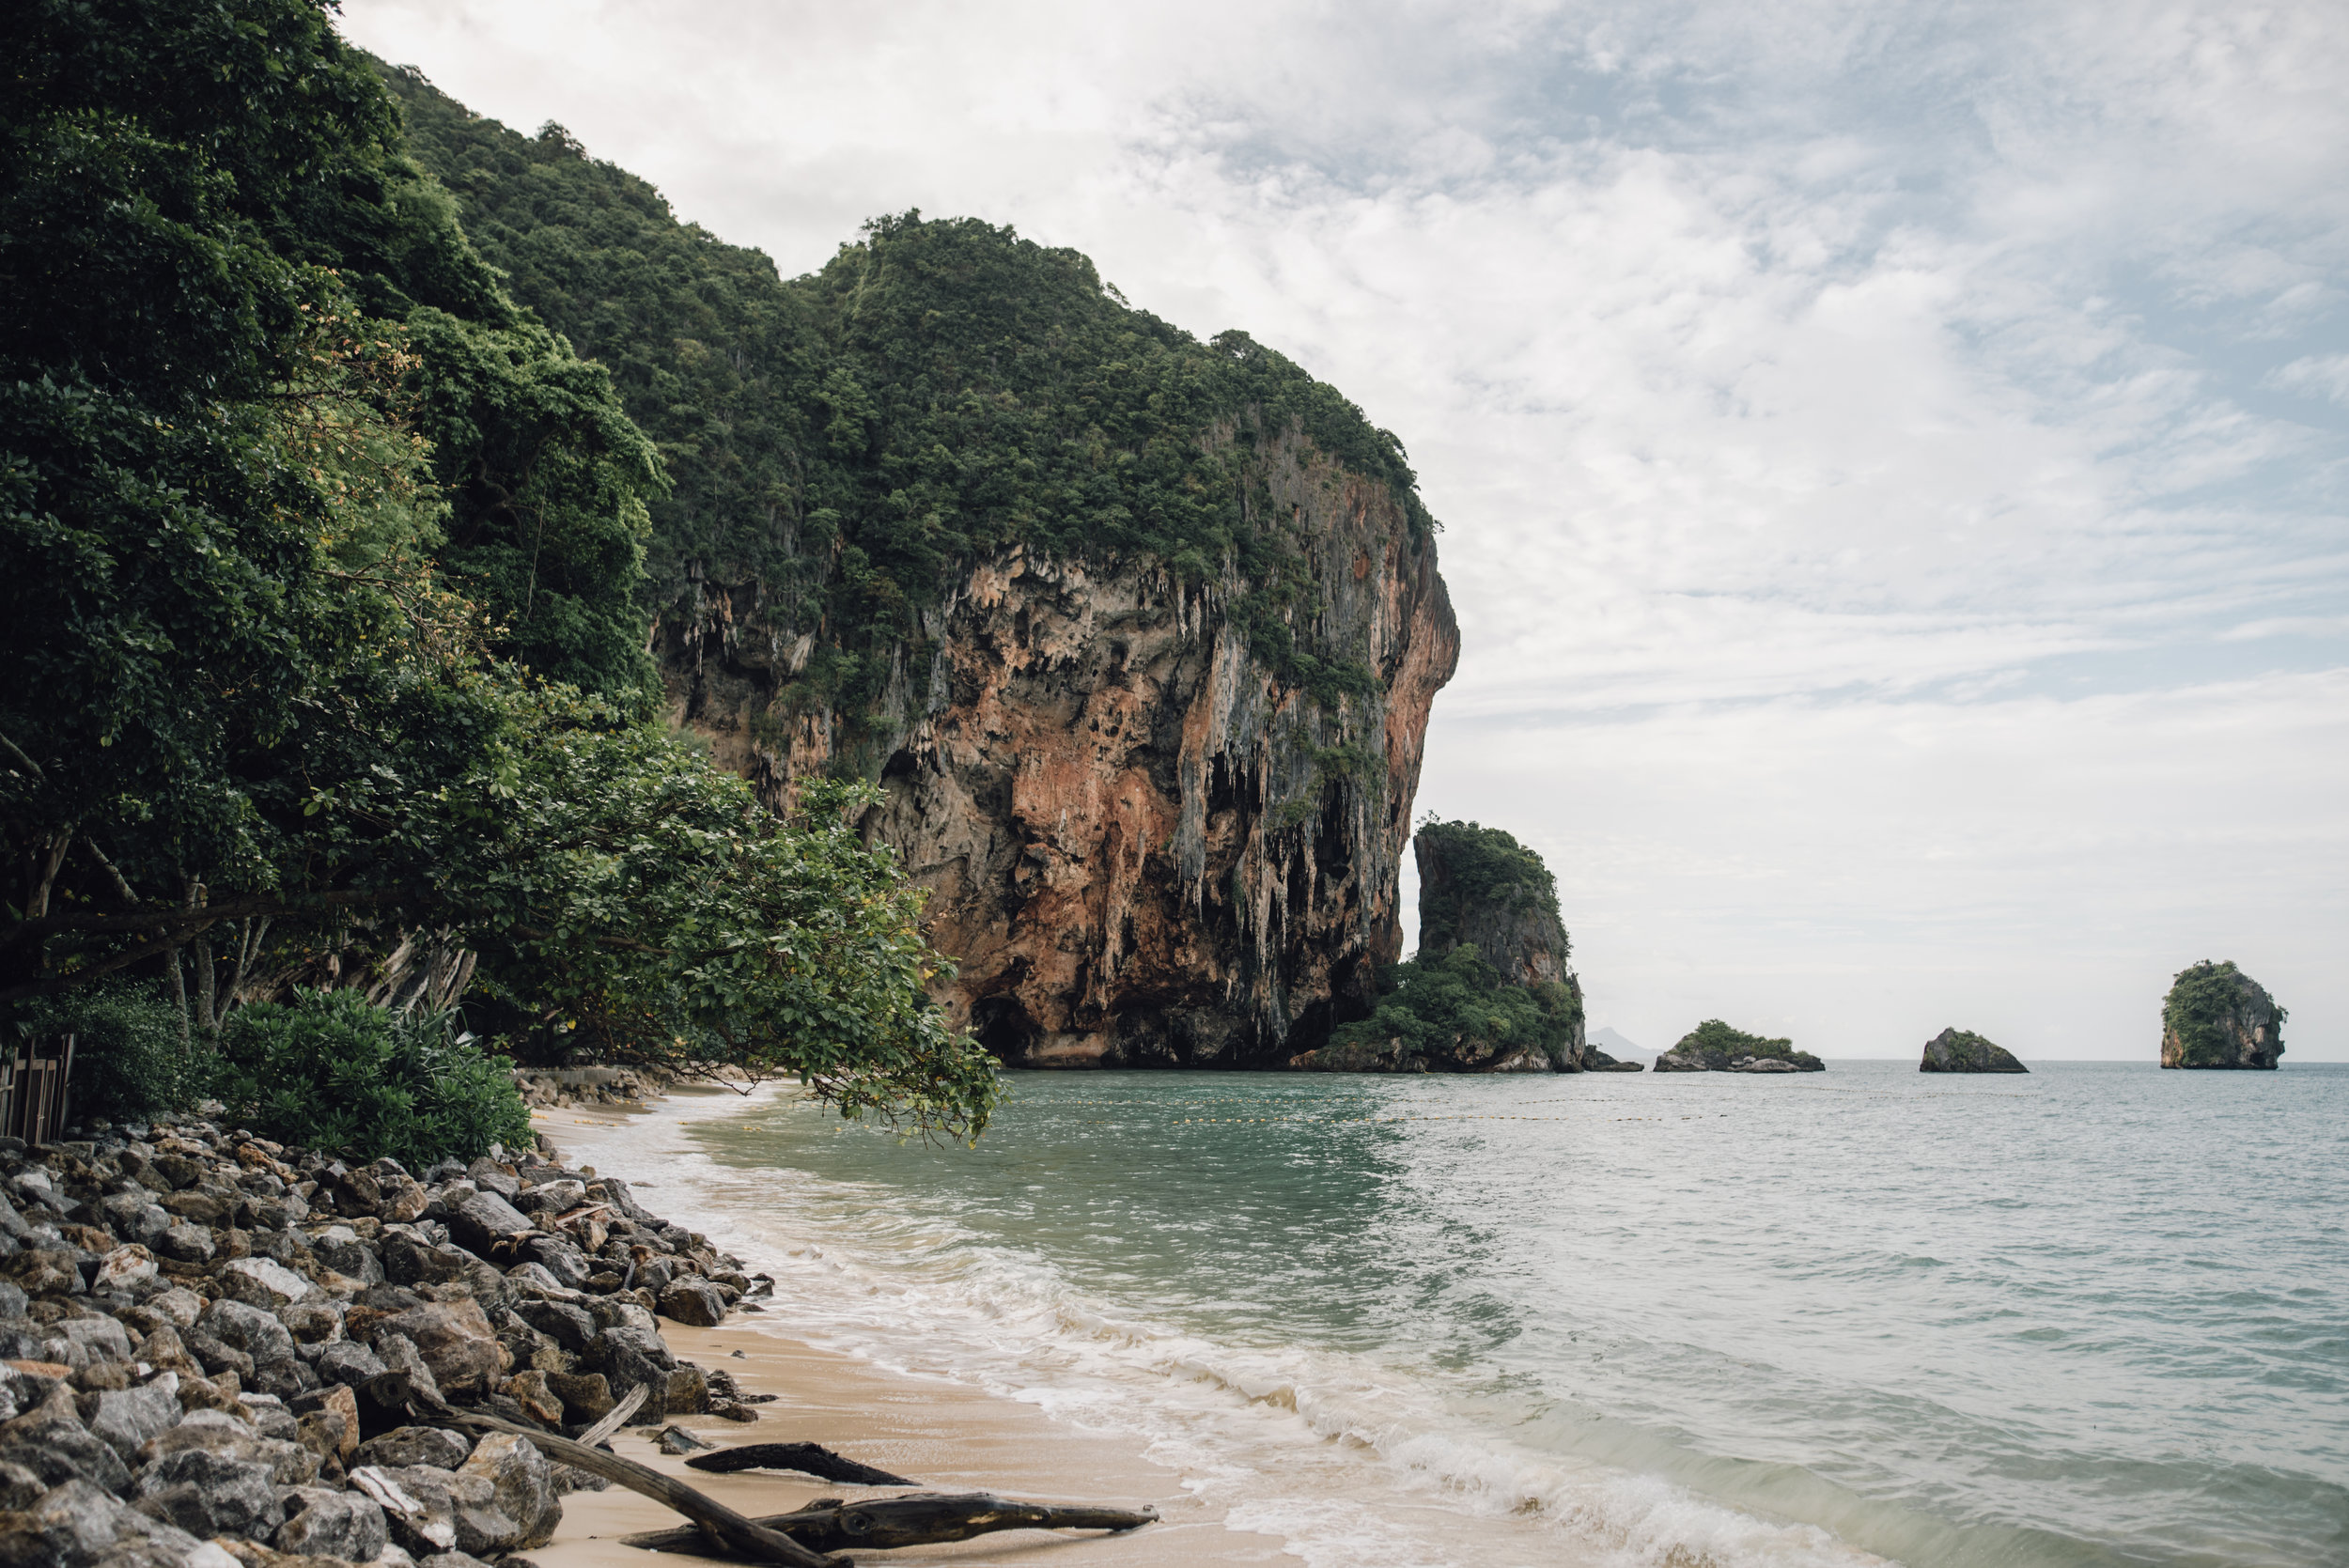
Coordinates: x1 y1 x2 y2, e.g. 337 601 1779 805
1 1034 73 1145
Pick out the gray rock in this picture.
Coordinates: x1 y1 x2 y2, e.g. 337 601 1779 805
444 1191 534 1258
0 1385 132 1492
372 1333 444 1405
456 1430 561 1549
129 1445 285 1539
277 1299 346 1351
1921 1027 2030 1073
60 1314 133 1363
142 1407 318 1486
655 1423 712 1454
275 1483 390 1562
0 1477 211 1568
217 1254 319 1311
656 1279 727 1327
152 1222 214 1265
0 1460 39 1509
355 1424 474 1471
519 1235 593 1289
97 1193 170 1247
513 1297 594 1352
312 1227 386 1285
182 1327 253 1383
463 1160 521 1203
88 1373 182 1460
0 1194 31 1242
0 1281 23 1317
374 1299 504 1396
584 1296 658 1336
350 1462 518 1559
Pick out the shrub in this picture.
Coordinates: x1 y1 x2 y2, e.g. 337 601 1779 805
7 983 210 1123
213 989 532 1165
1330 945 1581 1065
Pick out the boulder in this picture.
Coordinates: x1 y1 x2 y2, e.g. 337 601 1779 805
92 1244 161 1293
1920 1028 2029 1073
374 1300 503 1396
456 1430 561 1549
505 1370 565 1426
88 1373 183 1460
0 1384 132 1491
2160 960 2286 1069
2 1248 86 1295
513 1297 594 1352
543 1371 614 1422
274 1483 389 1562
128 1444 286 1539
0 1477 218 1568
656 1279 727 1327
154 1222 216 1265
314 1339 389 1388
444 1192 534 1259
217 1256 319 1312
355 1425 474 1472
310 1228 386 1285
197 1298 308 1399
141 1408 319 1487
351 1461 523 1559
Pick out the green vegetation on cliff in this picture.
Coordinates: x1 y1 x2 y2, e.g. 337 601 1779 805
1 0 995 1140
2162 960 2286 1068
1411 818 1564 956
381 70 1436 736
1323 820 1580 1070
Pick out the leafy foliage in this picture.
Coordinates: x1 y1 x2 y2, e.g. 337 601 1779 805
0 0 999 1141
1328 946 1581 1065
2161 960 2284 1067
9 984 210 1123
212 989 532 1165
1666 1019 1819 1068
382 73 1435 740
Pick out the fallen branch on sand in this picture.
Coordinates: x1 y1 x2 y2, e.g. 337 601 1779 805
686 1441 918 1486
620 1493 1162 1556
415 1397 849 1568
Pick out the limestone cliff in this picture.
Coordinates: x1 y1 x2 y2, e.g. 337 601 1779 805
2160 961 2284 1069
663 426 1457 1066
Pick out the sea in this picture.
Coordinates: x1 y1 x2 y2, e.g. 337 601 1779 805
571 1061 2349 1568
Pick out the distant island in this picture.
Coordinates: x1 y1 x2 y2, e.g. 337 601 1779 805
1654 1020 1824 1073
1919 1028 2027 1073
2161 961 2285 1069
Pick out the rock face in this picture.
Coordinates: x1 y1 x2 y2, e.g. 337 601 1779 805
1286 819 1585 1073
668 427 1457 1067
1654 1019 1825 1073
2160 960 2285 1069
1920 1028 2028 1073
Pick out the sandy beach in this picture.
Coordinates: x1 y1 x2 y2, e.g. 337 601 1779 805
528 1094 1290 1567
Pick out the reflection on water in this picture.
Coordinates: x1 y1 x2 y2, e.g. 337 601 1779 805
583 1062 2349 1568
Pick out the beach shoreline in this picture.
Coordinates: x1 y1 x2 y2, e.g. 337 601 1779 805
528 1092 1290 1567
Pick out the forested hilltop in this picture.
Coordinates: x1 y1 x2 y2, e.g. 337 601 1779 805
381 67 1460 1070
383 69 1436 767
1 0 995 1143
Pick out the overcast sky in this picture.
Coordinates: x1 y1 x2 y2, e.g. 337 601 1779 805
341 0 2348 1061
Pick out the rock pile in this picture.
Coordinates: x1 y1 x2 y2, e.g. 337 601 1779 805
0 1116 773 1567
510 1070 664 1112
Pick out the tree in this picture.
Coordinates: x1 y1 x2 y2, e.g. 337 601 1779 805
1 0 998 1140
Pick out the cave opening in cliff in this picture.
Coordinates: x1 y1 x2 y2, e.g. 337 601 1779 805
969 995 1040 1063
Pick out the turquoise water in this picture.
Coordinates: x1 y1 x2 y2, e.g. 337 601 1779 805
598 1062 2348 1568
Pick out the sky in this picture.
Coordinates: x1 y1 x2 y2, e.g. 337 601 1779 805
339 0 2349 1062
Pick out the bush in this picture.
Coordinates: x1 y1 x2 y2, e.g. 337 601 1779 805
213 990 532 1165
7 983 210 1124
1330 945 1580 1065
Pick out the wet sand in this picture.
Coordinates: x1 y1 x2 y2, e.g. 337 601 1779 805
526 1098 1289 1567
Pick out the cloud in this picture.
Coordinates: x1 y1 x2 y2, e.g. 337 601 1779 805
339 0 2349 1057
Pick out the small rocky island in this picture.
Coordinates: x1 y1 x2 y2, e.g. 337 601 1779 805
1654 1020 1825 1073
1920 1028 2028 1073
2160 960 2286 1069
1291 820 1589 1072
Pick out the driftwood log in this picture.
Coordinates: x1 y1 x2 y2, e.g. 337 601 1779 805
417 1400 849 1568
621 1492 1162 1556
686 1442 917 1487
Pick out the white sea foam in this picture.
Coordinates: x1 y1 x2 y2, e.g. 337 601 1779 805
556 1085 1897 1568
